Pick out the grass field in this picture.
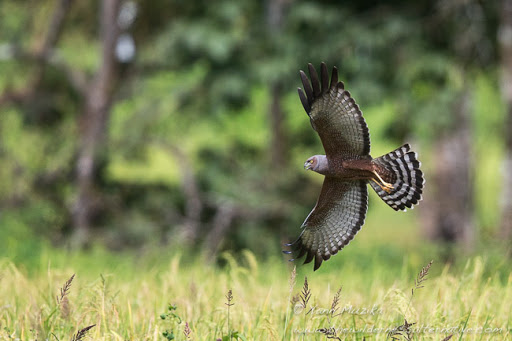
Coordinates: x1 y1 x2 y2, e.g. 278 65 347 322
1 202 511 340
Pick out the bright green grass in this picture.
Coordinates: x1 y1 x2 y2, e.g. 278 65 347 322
1 204 511 341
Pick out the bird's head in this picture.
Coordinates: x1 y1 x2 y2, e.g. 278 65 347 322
304 155 328 173
304 156 318 171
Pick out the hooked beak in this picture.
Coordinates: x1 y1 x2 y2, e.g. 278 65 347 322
304 162 312 170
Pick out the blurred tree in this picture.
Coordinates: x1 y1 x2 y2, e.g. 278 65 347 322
415 0 499 252
72 0 123 247
498 0 512 244
266 0 292 171
0 0 126 247
425 88 474 249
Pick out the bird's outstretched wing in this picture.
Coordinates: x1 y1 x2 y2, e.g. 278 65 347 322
298 63 371 158
286 178 368 271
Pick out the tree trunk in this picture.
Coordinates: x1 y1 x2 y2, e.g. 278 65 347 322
422 90 474 253
71 0 121 247
169 145 202 244
33 0 74 85
499 0 512 242
205 202 236 258
266 0 292 170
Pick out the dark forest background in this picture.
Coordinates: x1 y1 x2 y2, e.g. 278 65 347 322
1 0 511 266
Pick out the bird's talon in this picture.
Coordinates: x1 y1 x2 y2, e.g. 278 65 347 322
371 171 394 193
382 183 394 193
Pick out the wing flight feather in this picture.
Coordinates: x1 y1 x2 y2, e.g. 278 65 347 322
286 178 368 271
298 63 370 158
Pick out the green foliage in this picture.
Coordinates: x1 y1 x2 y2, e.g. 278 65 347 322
0 212 44 266
0 0 508 261
160 304 183 340
472 72 506 233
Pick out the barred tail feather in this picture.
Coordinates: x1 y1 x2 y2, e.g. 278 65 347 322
371 144 424 211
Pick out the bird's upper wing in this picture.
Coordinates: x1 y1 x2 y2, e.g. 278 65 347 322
286 178 368 271
298 63 371 158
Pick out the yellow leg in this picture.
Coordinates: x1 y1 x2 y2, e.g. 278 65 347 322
371 171 394 193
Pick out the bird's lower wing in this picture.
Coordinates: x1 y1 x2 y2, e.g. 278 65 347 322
286 178 368 271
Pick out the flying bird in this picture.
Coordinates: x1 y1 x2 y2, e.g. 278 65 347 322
284 63 425 271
